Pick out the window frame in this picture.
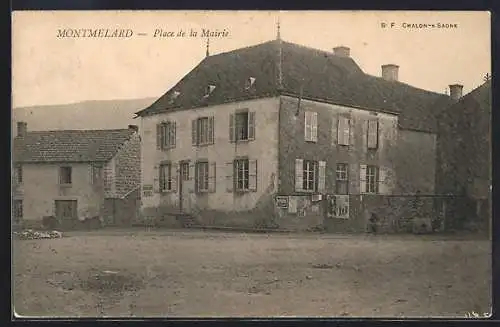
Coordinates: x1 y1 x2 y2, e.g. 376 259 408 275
196 161 209 193
367 119 379 149
159 121 176 150
234 158 250 192
13 199 23 221
59 166 72 185
335 163 349 194
366 165 379 194
235 111 250 142
303 160 318 192
337 116 351 146
159 162 172 193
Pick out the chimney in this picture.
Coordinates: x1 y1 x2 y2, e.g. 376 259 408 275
449 84 463 101
333 46 350 58
128 124 139 133
381 64 399 82
17 121 27 137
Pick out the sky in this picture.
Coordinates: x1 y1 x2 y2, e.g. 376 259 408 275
12 10 491 108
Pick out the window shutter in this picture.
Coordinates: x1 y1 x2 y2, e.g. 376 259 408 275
379 166 388 194
188 164 195 193
249 159 257 191
208 162 216 193
332 114 338 146
156 124 162 150
318 160 326 193
172 122 177 147
304 112 312 141
153 165 160 193
360 164 367 194
343 118 350 145
295 158 304 191
209 116 215 144
311 112 318 142
171 163 178 192
229 113 235 143
349 118 354 146
248 112 255 140
368 120 378 149
192 119 197 146
225 161 234 192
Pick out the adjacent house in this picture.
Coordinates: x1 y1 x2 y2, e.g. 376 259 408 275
435 80 492 230
12 122 141 229
135 38 458 231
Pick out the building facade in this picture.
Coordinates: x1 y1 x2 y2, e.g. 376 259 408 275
136 39 457 231
12 123 141 229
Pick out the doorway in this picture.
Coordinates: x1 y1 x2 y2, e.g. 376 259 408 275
55 200 78 229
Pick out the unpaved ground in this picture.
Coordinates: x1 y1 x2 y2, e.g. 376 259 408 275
13 229 491 318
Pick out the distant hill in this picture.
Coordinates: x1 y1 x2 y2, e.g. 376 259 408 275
12 98 157 132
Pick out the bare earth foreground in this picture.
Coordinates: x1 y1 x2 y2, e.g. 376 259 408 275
13 229 491 318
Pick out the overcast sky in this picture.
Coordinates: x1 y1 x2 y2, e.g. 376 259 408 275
12 11 490 108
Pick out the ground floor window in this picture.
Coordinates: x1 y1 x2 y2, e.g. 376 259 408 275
303 160 318 191
366 165 379 194
159 163 172 192
196 161 209 192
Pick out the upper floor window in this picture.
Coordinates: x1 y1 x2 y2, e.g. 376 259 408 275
192 116 214 146
337 116 351 146
367 120 379 149
59 166 72 185
90 164 103 185
156 121 176 150
336 163 349 194
169 91 181 104
304 111 318 142
229 110 255 142
15 165 23 184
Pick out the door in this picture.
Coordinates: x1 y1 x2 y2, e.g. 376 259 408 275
55 200 78 229
179 162 193 213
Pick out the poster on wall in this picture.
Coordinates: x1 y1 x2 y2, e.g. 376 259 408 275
275 196 289 208
143 185 153 197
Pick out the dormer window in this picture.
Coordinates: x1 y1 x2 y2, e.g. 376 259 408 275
245 77 256 90
169 91 181 104
204 84 216 98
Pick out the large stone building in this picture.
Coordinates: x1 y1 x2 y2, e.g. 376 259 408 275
12 122 141 229
135 38 459 231
435 80 492 230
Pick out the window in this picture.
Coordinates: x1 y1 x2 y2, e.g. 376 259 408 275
336 163 349 194
303 160 318 191
305 111 318 142
156 121 176 150
235 159 249 191
159 163 172 192
13 199 23 222
15 165 22 184
295 159 326 193
227 159 256 192
337 116 351 145
367 120 379 149
180 162 190 181
103 164 113 191
204 85 216 98
230 110 255 142
192 117 214 146
59 166 72 185
366 165 379 194
196 161 209 192
245 77 256 90
90 164 103 185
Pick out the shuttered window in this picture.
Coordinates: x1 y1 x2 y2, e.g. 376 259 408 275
295 159 325 192
304 111 318 142
159 162 177 192
156 121 176 150
336 163 349 194
367 120 379 149
366 165 379 194
230 110 256 142
192 116 215 146
337 116 350 145
229 159 257 192
59 166 72 185
196 161 209 192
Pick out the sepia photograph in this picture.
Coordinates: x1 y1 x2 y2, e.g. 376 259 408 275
11 10 491 318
